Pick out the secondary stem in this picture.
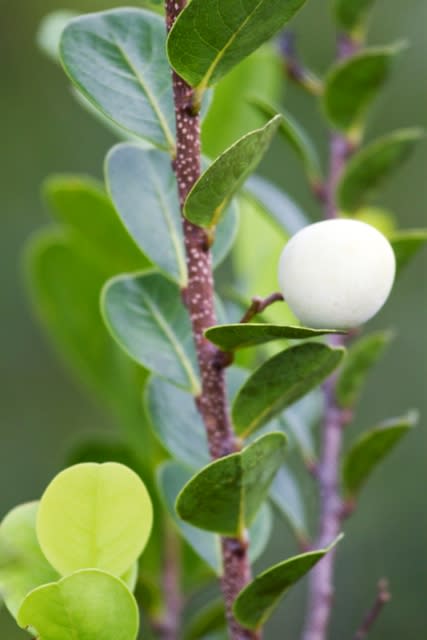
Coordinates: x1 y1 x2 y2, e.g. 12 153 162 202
353 580 391 639
165 3 258 638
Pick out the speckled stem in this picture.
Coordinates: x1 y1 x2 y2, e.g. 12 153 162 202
165 3 258 638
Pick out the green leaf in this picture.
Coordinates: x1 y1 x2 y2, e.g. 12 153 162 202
18 569 139 640
184 116 281 228
44 175 149 276
106 145 238 285
167 0 307 91
158 462 272 573
249 98 321 184
390 229 427 274
283 390 322 464
232 344 345 438
60 8 176 151
102 271 200 393
333 0 376 33
37 10 77 61
337 129 424 211
323 44 405 132
25 231 147 438
184 599 226 640
205 323 344 351
37 463 153 577
0 503 59 618
342 414 417 497
202 45 282 157
270 466 308 543
233 537 342 629
176 432 286 536
336 331 393 409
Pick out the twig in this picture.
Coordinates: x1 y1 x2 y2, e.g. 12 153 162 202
353 580 391 640
239 292 284 324
279 31 323 96
165 2 259 638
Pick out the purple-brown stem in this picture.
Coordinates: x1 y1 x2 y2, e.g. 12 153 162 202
353 580 391 640
165 2 258 638
240 292 284 324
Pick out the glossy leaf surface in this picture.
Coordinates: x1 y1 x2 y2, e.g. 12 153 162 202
232 344 345 437
61 9 176 151
176 433 286 536
18 570 139 640
37 463 153 577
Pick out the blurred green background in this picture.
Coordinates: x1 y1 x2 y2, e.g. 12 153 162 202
1 0 426 637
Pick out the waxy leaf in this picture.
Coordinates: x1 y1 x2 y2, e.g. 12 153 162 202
167 0 307 91
184 117 282 228
102 271 200 393
390 229 427 274
337 129 424 211
106 145 238 284
333 0 376 32
176 433 286 536
324 45 404 131
37 10 77 61
232 344 345 438
0 503 59 618
61 9 176 151
336 331 393 409
233 537 342 629
342 414 417 497
44 175 148 276
18 569 139 640
26 231 147 437
270 466 308 543
205 323 343 351
250 98 322 184
158 462 272 573
37 463 153 577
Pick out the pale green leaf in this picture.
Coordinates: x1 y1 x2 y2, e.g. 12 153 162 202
390 229 427 275
270 466 308 542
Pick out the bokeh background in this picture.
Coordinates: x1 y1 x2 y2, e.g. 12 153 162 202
1 0 426 637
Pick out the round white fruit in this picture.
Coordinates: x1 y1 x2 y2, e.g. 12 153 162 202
278 219 396 329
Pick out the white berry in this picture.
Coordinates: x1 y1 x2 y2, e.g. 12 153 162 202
278 219 396 329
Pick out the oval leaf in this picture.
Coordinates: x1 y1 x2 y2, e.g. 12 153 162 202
102 271 200 393
184 116 281 228
184 599 226 640
37 463 153 577
176 432 286 536
232 343 345 438
337 129 424 211
333 0 376 32
167 0 307 90
18 569 139 640
324 44 404 132
233 537 342 629
336 330 393 409
390 229 427 275
60 9 176 151
0 503 59 618
342 413 417 497
205 323 344 351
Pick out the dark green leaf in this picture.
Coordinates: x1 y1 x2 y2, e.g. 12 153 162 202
270 466 308 543
158 462 272 573
106 145 238 285
232 344 345 438
323 44 404 131
342 413 417 497
333 0 376 32
102 271 200 393
176 433 286 536
61 9 176 151
205 323 344 351
337 129 424 211
184 599 226 640
44 175 148 276
250 98 321 183
25 231 147 439
233 537 342 629
167 0 307 91
390 229 427 274
185 117 281 228
336 331 393 408
202 45 282 157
